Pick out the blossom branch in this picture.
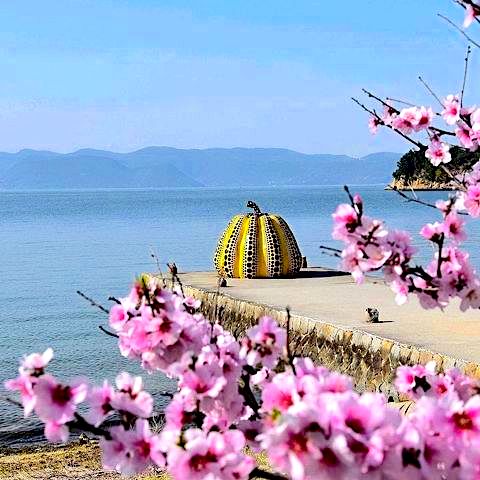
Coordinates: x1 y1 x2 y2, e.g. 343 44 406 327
352 97 426 149
392 187 468 214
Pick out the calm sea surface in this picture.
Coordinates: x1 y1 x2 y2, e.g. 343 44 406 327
1 185 479 446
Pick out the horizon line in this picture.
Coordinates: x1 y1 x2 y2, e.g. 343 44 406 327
1 146 403 159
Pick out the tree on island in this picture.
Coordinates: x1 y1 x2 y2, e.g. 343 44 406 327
6 2 480 480
392 147 480 188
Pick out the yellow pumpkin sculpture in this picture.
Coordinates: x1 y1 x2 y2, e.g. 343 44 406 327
214 201 302 278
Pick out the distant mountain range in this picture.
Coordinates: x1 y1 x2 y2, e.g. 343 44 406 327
0 147 401 189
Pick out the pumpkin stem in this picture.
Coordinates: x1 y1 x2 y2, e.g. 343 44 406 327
246 200 261 215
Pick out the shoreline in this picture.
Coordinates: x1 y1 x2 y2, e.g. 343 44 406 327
0 440 164 479
385 179 457 191
0 439 272 480
385 186 457 191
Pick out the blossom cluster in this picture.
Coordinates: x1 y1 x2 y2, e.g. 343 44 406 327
261 358 480 479
368 93 480 167
6 280 480 479
5 279 287 479
332 192 480 310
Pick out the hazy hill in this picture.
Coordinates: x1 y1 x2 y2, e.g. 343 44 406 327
0 147 400 189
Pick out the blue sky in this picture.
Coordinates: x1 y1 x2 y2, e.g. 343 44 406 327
0 0 475 156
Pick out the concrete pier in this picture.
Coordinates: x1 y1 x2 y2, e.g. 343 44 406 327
160 268 480 400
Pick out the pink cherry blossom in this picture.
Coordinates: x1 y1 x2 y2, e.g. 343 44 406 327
101 420 164 475
425 139 451 166
390 106 432 134
471 107 480 133
381 104 396 126
456 122 478 150
33 375 87 424
167 429 254 480
392 109 415 134
179 349 227 400
4 374 36 417
109 304 129 330
164 391 197 432
128 419 165 471
419 221 443 241
442 212 466 242
395 364 432 399
110 372 153 418
184 295 201 311
464 4 479 28
240 316 286 369
86 380 115 426
262 371 297 414
20 348 53 373
441 94 460 125
368 116 380 134
446 396 480 444
332 203 359 240
465 185 480 217
413 106 433 131
44 421 70 443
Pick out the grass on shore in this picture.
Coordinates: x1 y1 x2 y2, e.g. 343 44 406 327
0 442 166 480
0 441 272 480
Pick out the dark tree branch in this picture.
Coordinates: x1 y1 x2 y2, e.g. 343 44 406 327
150 249 167 288
285 307 296 373
438 13 480 48
68 413 112 440
391 187 468 214
77 290 109 314
319 245 343 254
418 76 444 108
437 233 446 278
386 97 416 107
152 390 176 399
1 395 23 408
98 325 119 338
362 88 399 114
239 371 261 419
440 164 467 189
430 126 456 137
461 45 472 107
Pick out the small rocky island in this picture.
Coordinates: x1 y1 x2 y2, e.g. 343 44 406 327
387 146 479 190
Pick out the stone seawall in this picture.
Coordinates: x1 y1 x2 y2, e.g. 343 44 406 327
166 280 480 402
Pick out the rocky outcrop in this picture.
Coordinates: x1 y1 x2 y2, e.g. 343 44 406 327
387 178 457 191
